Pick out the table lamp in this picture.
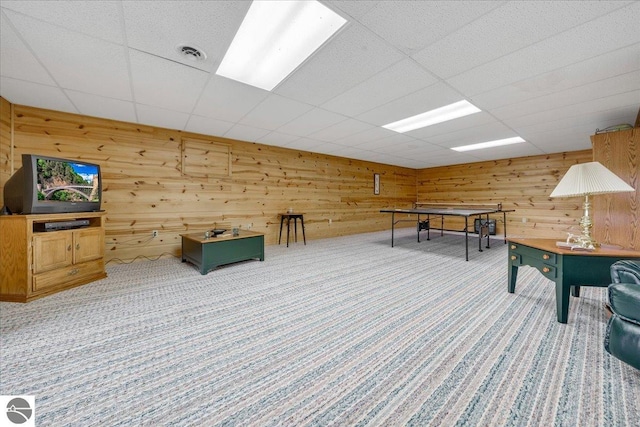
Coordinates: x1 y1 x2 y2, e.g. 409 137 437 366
550 161 634 249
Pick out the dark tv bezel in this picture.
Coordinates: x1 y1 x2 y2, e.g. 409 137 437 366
3 154 102 214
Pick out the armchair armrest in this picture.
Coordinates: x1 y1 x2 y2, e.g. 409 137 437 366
609 283 640 324
610 260 640 285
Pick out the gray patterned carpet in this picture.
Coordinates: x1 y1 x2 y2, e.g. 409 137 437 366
1 229 639 426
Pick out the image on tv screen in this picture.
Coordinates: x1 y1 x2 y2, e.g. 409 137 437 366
36 158 100 203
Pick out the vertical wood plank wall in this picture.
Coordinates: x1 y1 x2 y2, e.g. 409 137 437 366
416 151 594 239
591 128 639 249
0 102 416 263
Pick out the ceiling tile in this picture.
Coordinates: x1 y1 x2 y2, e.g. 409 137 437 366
359 1 503 54
193 75 269 123
472 43 640 110
308 119 376 142
0 77 76 113
406 111 496 141
427 122 519 148
274 23 405 105
224 123 271 142
321 59 439 117
185 115 235 138
239 94 314 131
4 10 132 100
122 1 249 73
447 2 640 96
255 131 301 147
492 71 640 121
326 1 380 21
284 138 326 152
462 143 545 161
65 90 136 124
355 82 466 126
515 105 639 149
129 49 210 113
412 1 632 78
504 90 640 130
1 0 124 44
354 133 419 150
0 14 55 85
136 104 190 131
276 108 347 137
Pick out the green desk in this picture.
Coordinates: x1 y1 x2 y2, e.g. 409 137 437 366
508 238 640 324
181 230 264 274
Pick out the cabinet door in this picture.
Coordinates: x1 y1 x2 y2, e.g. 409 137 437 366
32 232 73 274
73 228 104 264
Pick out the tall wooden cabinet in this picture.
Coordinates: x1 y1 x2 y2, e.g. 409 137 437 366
591 127 639 250
0 211 106 302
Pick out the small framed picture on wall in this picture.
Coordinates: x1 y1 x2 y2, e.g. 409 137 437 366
374 173 380 195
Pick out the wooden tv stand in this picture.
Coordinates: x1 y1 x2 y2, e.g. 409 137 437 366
0 211 107 302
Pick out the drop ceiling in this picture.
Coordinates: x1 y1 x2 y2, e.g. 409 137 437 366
1 1 638 169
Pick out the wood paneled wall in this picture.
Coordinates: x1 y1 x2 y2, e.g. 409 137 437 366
592 128 639 249
2 99 606 263
0 101 416 263
416 151 594 239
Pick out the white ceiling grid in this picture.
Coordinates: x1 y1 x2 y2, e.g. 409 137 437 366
0 0 638 169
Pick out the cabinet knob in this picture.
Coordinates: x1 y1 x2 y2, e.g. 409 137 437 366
76 243 80 250
542 254 550 260
542 267 550 273
511 255 517 260
510 245 516 250
67 245 72 251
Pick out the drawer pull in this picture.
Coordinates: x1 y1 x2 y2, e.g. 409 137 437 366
510 245 516 250
511 255 517 260
542 267 550 273
542 254 550 260
68 269 79 276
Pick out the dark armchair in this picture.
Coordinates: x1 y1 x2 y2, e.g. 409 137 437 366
605 260 640 370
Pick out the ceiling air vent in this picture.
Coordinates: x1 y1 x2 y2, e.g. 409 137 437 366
176 45 206 61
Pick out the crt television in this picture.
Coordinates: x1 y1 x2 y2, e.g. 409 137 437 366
3 154 102 214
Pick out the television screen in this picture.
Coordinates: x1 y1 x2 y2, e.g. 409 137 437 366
2 154 102 214
36 158 100 204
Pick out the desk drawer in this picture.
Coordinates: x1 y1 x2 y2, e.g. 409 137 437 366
539 264 557 279
510 243 557 265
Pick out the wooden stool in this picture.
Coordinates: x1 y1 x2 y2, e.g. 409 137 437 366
278 213 306 247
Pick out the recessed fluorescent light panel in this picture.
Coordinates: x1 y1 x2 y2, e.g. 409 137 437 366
451 136 526 152
216 0 347 91
382 100 481 133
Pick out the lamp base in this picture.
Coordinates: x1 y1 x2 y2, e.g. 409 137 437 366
566 233 599 250
566 194 599 250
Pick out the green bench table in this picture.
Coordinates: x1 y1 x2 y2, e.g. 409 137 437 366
181 230 265 274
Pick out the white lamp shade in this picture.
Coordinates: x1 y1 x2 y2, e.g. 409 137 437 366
550 161 635 197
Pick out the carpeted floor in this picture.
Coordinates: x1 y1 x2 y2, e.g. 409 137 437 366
1 229 639 426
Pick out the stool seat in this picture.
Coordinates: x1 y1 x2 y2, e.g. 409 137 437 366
279 213 306 247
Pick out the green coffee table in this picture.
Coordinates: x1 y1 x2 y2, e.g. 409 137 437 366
181 230 264 274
